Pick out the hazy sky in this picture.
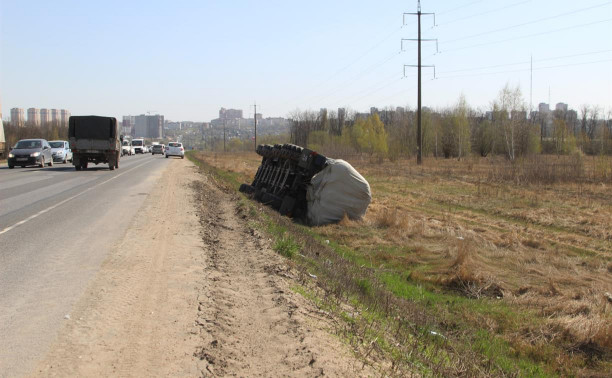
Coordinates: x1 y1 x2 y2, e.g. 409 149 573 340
1 0 611 122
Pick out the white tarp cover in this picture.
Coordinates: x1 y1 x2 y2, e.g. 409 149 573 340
307 159 371 226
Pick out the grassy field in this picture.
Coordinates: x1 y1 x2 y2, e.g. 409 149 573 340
190 151 611 377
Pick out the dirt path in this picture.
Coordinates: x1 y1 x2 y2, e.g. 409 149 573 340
192 172 375 377
33 159 373 377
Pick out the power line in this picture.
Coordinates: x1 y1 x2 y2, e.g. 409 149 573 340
278 25 403 108
442 18 612 54
436 0 531 27
444 2 611 45
436 58 612 80
307 51 402 104
438 49 612 75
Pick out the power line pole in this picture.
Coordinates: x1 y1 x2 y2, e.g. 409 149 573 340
403 0 435 165
253 102 257 151
223 118 226 153
530 54 533 114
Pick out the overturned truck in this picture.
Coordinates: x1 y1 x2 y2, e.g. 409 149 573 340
239 144 371 226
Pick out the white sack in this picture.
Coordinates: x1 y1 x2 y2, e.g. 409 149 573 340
307 159 371 226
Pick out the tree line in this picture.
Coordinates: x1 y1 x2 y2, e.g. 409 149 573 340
289 85 612 161
2 121 68 157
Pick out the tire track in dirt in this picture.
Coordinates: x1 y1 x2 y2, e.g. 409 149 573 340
192 172 374 377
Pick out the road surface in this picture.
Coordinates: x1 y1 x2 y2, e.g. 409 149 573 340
0 153 168 376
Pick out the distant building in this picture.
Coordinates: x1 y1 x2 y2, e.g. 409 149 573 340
40 109 51 124
11 108 25 126
60 109 71 126
555 102 568 112
538 103 550 114
219 108 243 120
337 108 346 119
122 116 135 136
50 109 62 125
27 108 41 126
134 114 164 138
165 121 182 131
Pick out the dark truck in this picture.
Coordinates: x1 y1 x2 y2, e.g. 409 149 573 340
69 116 121 171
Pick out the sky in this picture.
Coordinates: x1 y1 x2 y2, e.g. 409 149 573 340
1 0 611 122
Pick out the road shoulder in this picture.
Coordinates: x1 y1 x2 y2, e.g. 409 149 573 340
32 159 206 376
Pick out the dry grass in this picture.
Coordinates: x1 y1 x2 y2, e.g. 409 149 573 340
194 151 612 374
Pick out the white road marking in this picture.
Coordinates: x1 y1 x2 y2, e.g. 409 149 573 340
0 159 156 236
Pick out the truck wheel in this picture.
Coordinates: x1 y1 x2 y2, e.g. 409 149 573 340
75 165 82 171
8 165 14 169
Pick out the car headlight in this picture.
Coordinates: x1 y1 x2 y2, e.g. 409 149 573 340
8 153 14 158
31 152 41 157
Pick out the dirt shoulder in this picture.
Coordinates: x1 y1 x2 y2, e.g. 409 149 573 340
33 158 373 377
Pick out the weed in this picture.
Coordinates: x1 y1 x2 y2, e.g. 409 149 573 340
273 234 300 258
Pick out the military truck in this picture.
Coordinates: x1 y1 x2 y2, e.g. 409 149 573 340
239 144 371 225
69 116 121 171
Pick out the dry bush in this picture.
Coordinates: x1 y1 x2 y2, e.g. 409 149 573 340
374 207 410 230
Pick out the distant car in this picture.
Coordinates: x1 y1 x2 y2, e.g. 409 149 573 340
151 144 164 155
122 140 134 156
165 142 184 159
8 139 54 169
49 140 73 163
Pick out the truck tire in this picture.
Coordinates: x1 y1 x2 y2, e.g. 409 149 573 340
75 165 82 171
8 165 14 169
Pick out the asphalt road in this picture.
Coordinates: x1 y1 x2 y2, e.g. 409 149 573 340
0 153 173 377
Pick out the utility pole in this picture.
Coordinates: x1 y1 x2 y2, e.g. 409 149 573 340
530 54 533 114
253 102 257 151
223 118 226 153
403 0 435 165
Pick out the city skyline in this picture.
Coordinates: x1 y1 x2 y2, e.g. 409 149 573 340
1 0 611 122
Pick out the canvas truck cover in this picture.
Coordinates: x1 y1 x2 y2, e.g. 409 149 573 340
306 159 371 226
69 116 117 140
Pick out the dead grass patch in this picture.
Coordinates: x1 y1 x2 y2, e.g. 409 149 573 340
194 151 612 374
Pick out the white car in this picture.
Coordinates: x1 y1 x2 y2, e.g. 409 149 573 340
165 142 184 159
122 140 134 156
49 140 73 163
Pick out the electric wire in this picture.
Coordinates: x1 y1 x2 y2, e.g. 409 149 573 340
444 2 611 45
